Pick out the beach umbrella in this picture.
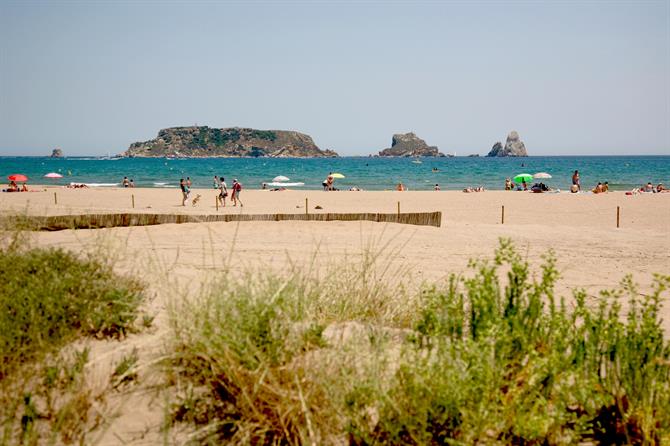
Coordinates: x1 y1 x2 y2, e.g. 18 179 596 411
272 175 290 182
331 173 345 179
7 174 28 182
513 173 533 184
533 172 552 179
44 172 63 179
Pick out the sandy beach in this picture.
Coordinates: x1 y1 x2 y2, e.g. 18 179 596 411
2 187 669 443
2 186 668 320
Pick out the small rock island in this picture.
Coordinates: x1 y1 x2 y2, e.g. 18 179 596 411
487 131 528 157
122 127 338 158
378 132 442 157
50 148 64 158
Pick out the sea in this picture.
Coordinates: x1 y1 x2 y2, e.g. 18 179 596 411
0 156 668 191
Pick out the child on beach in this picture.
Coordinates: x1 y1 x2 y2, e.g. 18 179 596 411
180 178 190 206
572 170 580 191
231 179 243 207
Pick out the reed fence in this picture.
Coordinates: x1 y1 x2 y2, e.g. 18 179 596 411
4 211 442 232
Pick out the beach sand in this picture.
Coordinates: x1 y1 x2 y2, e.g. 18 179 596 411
2 187 669 443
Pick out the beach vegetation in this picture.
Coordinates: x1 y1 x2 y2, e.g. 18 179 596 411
0 236 146 443
166 239 670 445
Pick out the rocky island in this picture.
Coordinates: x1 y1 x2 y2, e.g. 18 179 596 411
378 132 443 157
50 148 64 158
122 127 338 158
487 131 528 157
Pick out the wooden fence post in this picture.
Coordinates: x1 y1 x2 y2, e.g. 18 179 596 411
397 201 400 219
132 194 135 209
617 206 620 228
501 205 505 224
216 195 219 211
306 198 308 215
54 192 58 205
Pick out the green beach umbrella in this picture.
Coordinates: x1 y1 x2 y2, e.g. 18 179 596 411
513 173 533 184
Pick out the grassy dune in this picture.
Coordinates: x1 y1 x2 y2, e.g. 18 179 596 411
0 234 145 444
167 239 670 445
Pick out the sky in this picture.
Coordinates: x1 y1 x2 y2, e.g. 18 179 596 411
0 0 669 156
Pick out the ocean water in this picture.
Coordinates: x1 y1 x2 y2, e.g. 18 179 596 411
0 156 668 191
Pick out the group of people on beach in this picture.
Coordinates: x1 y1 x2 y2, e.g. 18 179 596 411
178 176 243 207
122 176 135 188
3 180 28 192
630 182 666 194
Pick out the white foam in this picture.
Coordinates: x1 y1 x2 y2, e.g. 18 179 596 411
79 182 119 187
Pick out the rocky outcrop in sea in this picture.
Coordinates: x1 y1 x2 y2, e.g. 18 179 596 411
122 127 338 158
378 132 442 157
487 131 528 157
50 148 64 158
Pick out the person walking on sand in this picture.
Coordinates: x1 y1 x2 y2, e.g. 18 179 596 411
217 176 228 207
180 178 190 206
572 170 581 191
231 179 243 207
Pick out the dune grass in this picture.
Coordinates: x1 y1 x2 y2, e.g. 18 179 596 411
167 239 670 445
0 234 145 444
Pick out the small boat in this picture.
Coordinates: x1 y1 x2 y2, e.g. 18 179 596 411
412 158 423 164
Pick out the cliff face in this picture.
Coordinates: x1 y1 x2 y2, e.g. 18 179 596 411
378 132 442 157
487 131 528 157
123 127 338 158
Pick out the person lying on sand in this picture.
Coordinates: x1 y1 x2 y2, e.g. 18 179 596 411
592 182 603 194
463 186 485 193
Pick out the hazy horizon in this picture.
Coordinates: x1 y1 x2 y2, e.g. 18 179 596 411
1 1 669 157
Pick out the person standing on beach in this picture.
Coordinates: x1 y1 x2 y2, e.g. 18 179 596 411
123 176 130 188
129 179 135 188
231 179 243 207
434 184 440 191
186 177 192 188
180 178 190 206
213 176 220 189
218 176 228 207
572 170 581 191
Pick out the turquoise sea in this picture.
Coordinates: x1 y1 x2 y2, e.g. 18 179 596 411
0 156 668 191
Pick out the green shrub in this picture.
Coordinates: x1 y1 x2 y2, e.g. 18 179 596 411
0 247 144 379
167 239 670 445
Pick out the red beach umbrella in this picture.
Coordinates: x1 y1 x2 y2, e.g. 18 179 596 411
8 174 28 182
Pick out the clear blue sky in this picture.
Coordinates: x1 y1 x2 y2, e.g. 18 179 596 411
1 0 668 156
